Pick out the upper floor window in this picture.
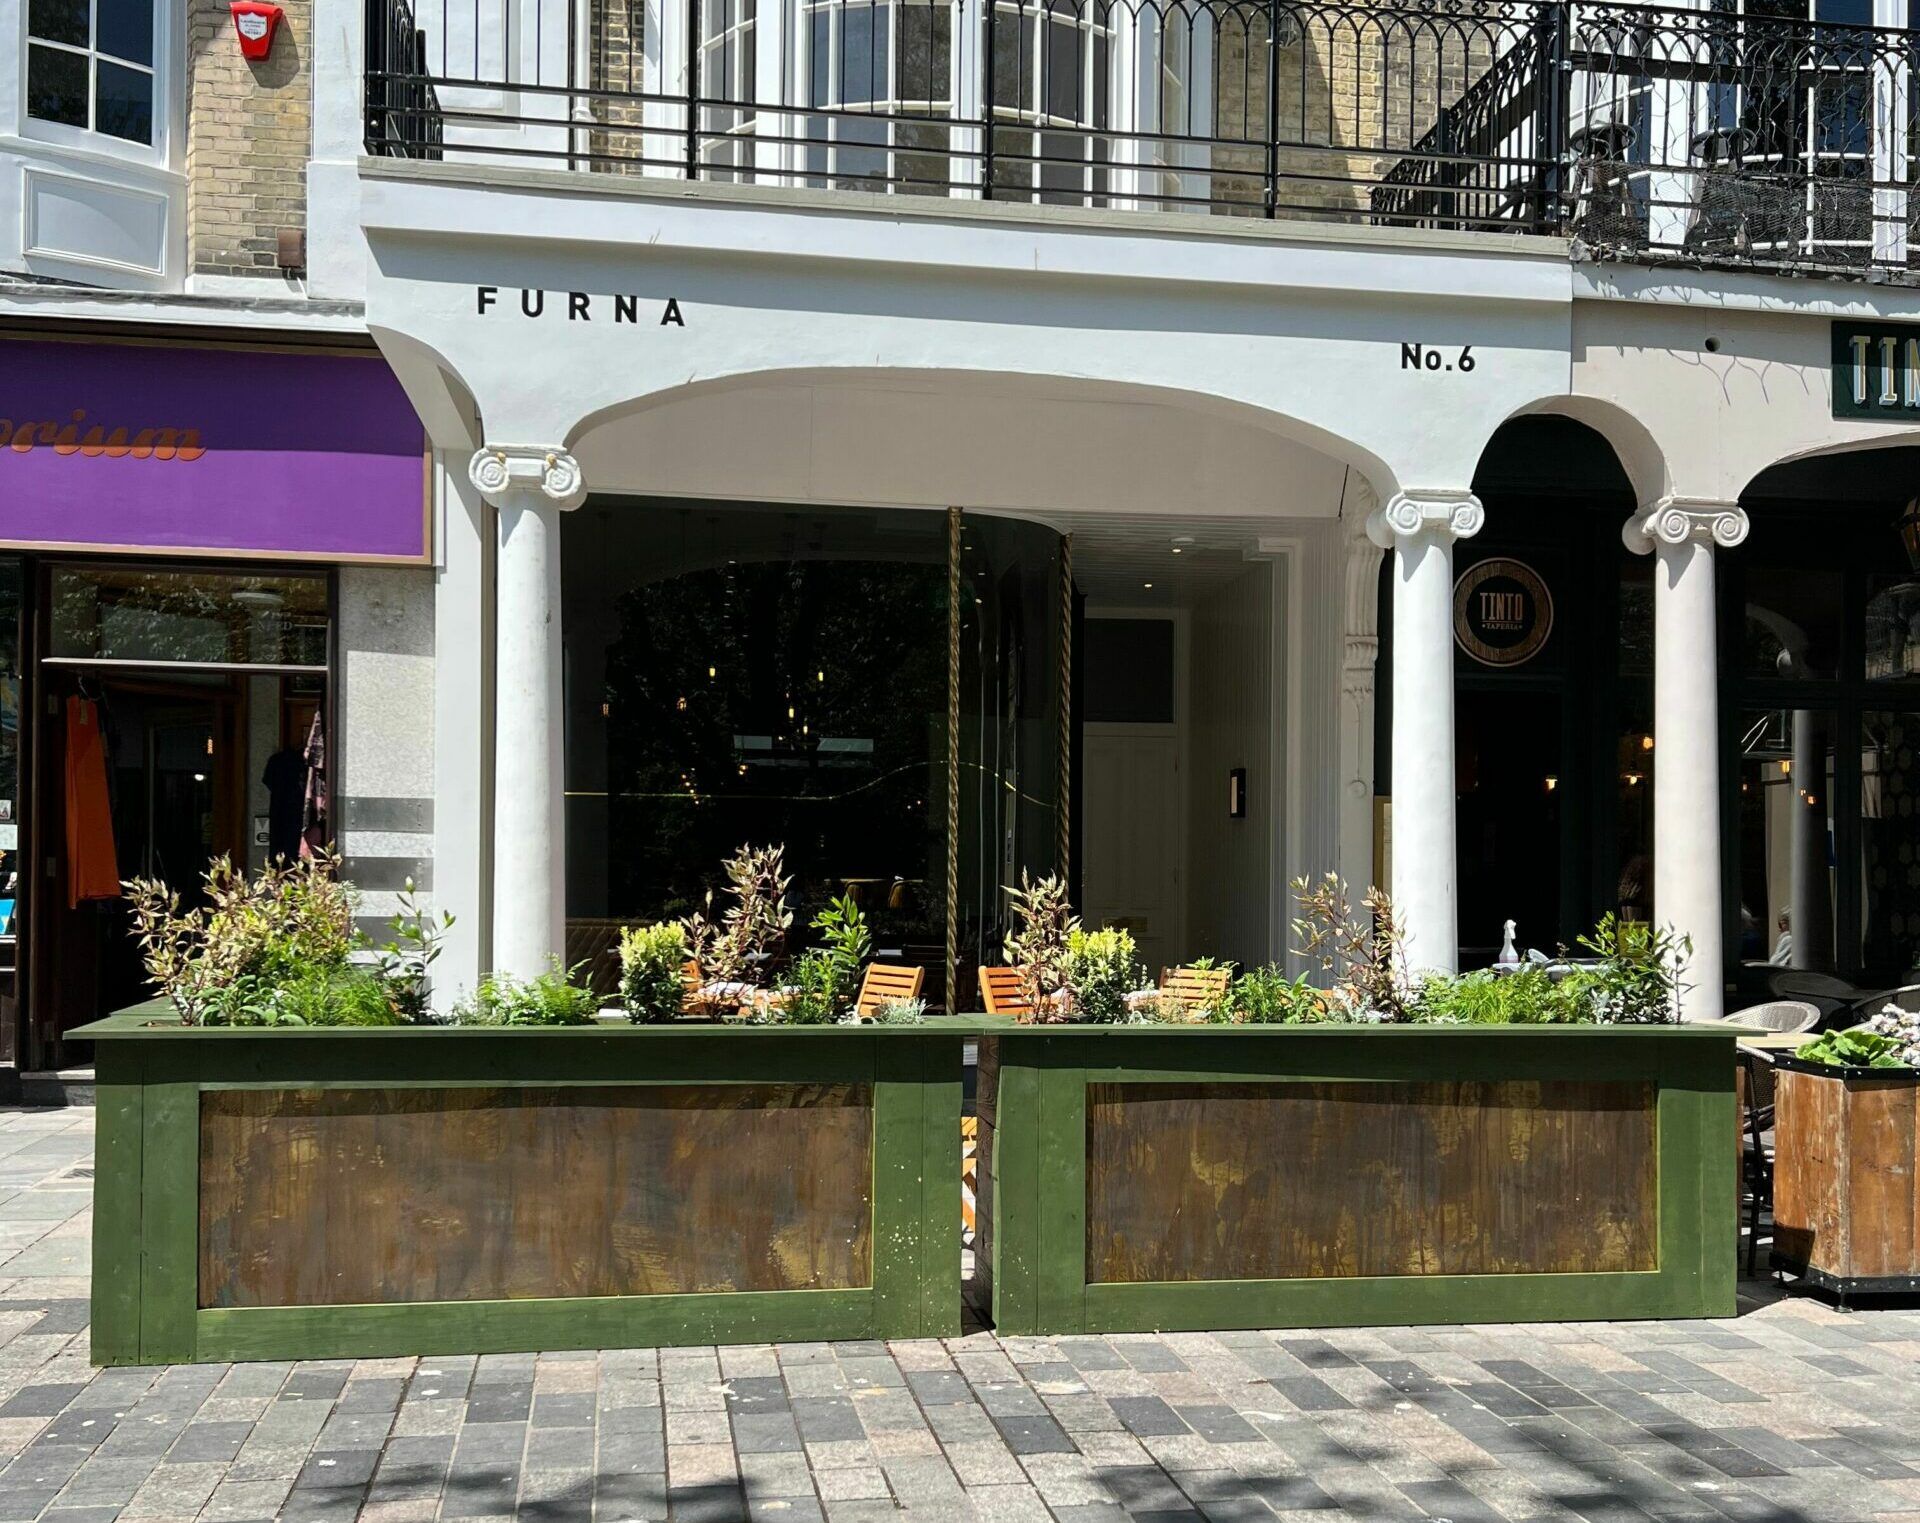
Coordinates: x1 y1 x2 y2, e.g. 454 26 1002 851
26 0 155 147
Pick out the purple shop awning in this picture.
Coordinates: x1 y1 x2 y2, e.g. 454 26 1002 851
0 339 429 562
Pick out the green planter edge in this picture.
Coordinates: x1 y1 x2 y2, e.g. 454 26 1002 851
76 1005 987 1366
981 1023 1744 1335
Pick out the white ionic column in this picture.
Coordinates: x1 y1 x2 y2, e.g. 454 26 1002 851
1339 481 1385 900
1625 498 1749 1022
1367 489 1484 975
468 446 586 981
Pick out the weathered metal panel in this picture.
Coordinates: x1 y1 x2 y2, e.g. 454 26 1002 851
199 1084 874 1308
1085 1079 1658 1283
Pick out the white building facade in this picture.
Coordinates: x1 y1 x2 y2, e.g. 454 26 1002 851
12 0 1920 1053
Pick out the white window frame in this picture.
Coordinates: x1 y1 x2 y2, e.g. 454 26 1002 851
15 0 175 167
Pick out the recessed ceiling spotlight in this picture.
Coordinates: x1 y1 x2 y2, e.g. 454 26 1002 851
1143 582 1154 590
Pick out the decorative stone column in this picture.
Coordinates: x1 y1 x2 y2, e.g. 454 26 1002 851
1625 497 1749 1022
1367 488 1484 974
468 446 586 981
1340 480 1385 900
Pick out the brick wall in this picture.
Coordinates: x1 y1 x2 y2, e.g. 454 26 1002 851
185 0 311 277
572 0 1505 218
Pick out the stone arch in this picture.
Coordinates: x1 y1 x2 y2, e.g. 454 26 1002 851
1498 395 1669 509
560 366 1407 515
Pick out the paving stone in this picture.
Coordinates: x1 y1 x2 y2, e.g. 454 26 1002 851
594 1469 670 1519
1109 1397 1191 1438
1265 1375 1354 1413
278 1484 367 1520
1396 1475 1512 1523
0 1383 83 1418
1172 1405 1261 1445
791 1397 865 1444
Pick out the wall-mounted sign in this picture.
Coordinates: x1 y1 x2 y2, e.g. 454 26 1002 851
1454 557 1553 667
1833 320 1920 420
0 340 429 562
476 287 685 326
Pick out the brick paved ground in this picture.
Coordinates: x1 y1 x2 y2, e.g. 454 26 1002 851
4 1104 1920 1523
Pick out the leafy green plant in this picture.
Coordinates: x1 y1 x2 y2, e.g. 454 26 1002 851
1576 914 1689 1025
809 894 873 1012
275 966 403 1027
1795 1025 1909 1070
766 951 843 1025
1412 966 1588 1026
1065 926 1146 1023
1290 874 1414 1022
866 997 928 1025
371 879 455 1022
749 894 876 1026
124 850 358 1024
680 843 793 983
453 961 601 1026
618 922 690 1024
197 973 287 1028
1005 872 1078 1021
1225 964 1332 1024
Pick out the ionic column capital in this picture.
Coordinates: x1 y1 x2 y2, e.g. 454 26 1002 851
468 445 586 510
1623 496 1749 555
1366 489 1485 549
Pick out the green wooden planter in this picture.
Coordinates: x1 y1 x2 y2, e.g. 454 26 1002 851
76 1008 972 1365
979 1024 1741 1335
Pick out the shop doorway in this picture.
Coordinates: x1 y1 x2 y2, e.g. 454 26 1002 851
13 561 334 1071
30 673 249 1053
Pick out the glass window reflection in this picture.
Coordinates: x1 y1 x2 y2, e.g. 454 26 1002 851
561 502 1065 1007
1736 708 1837 971
1862 711 1920 977
1865 574 1920 682
1744 567 1842 682
49 567 329 667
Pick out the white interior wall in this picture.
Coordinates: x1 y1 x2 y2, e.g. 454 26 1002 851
1185 562 1277 967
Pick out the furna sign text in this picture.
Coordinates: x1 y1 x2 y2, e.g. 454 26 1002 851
477 288 686 325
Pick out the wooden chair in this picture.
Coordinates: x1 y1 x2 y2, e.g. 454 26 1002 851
978 966 1032 1017
961 1115 978 1243
1159 964 1231 1014
855 962 926 1017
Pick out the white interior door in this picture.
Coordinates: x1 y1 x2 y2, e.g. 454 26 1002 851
1080 728 1181 977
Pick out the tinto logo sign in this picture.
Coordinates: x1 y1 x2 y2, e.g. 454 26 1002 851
1833 320 1920 420
1454 557 1553 668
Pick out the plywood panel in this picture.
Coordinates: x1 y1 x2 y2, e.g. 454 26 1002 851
1775 1068 1920 1282
200 1085 874 1308
1843 1080 1918 1280
1086 1080 1657 1283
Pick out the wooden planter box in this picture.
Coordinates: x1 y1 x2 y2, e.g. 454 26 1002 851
979 1024 1741 1334
1772 1057 1920 1301
77 1009 967 1365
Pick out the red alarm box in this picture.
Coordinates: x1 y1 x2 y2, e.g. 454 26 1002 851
229 0 282 58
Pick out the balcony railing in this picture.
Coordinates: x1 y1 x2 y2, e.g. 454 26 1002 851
363 0 1920 280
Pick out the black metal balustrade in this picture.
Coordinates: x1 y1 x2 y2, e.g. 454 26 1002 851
363 0 1920 279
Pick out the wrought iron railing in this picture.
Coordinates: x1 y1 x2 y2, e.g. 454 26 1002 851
362 0 1920 278
365 0 444 159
